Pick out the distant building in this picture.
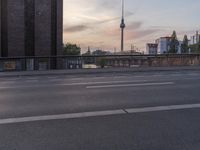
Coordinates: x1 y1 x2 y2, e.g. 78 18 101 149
114 51 141 55
0 0 63 58
178 41 183 54
156 37 171 54
189 31 200 45
146 43 158 55
92 50 112 56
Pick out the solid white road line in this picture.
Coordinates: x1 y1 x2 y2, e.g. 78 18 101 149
86 82 174 89
0 110 125 125
1 103 200 125
126 103 200 113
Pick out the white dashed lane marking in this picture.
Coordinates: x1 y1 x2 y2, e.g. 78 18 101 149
86 82 174 89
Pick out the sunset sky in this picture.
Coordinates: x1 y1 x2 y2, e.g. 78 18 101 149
63 0 200 53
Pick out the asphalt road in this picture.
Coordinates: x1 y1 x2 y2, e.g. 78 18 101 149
0 70 200 150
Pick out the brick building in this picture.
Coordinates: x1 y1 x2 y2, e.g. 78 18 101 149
0 0 63 58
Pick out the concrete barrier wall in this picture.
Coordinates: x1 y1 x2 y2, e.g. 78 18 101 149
0 55 200 72
106 55 200 67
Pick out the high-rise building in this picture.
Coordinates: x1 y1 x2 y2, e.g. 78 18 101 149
0 0 63 58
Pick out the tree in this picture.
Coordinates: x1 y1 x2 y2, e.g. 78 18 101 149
168 31 179 53
181 35 189 53
63 43 81 55
196 35 200 52
189 42 200 53
189 35 200 53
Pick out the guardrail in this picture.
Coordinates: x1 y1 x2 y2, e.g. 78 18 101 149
0 54 200 72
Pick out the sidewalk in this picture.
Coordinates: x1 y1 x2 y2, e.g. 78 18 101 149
0 66 200 78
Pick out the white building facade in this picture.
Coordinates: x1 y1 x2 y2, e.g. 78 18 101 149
189 31 200 45
178 41 183 54
146 43 158 55
156 37 171 54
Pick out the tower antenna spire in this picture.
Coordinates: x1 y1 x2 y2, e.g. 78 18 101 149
122 0 124 19
120 0 126 52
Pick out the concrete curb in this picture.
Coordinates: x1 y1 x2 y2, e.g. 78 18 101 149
0 66 200 78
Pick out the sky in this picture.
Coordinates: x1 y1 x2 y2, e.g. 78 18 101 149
63 0 200 53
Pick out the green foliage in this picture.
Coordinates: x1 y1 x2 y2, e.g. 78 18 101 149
189 35 200 53
96 58 106 68
181 35 189 53
189 43 200 53
63 43 81 55
168 31 179 53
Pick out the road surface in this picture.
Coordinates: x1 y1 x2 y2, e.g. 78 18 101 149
0 70 200 150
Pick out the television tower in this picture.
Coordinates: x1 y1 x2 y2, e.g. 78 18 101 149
120 0 126 52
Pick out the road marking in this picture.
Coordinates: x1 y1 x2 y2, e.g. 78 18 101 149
58 80 148 86
0 110 125 125
87 77 106 80
0 81 170 89
66 77 106 81
1 103 200 125
126 103 200 113
86 82 174 89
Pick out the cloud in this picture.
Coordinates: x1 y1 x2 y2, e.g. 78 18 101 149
64 25 89 33
125 11 135 17
96 17 119 24
63 16 121 33
126 21 143 30
64 0 200 52
94 0 119 11
126 29 161 40
103 21 145 38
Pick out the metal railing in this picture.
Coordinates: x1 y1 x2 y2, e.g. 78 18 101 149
0 54 200 72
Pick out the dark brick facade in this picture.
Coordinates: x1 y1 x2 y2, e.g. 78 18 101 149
7 0 25 57
25 0 35 56
0 0 8 57
0 0 63 57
